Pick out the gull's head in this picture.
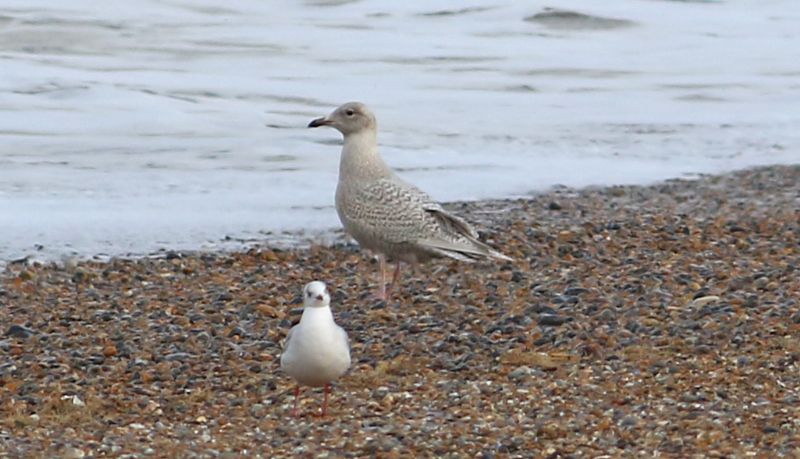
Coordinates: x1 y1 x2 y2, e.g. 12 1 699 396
302 281 330 308
308 102 376 136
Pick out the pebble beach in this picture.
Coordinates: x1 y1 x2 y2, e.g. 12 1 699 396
1 164 798 457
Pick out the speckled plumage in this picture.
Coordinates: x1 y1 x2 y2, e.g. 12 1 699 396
337 176 497 263
310 102 511 265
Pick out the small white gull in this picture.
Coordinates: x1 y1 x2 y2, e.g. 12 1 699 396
280 281 351 417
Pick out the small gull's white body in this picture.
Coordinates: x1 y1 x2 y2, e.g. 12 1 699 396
280 281 350 416
308 102 512 299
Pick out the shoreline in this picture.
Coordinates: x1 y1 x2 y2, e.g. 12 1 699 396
3 162 794 268
1 164 798 456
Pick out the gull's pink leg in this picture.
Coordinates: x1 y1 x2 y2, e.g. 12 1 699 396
374 254 387 300
321 384 331 417
291 386 301 417
384 260 402 301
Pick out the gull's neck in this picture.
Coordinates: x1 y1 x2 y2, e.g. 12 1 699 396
339 129 392 183
300 304 334 326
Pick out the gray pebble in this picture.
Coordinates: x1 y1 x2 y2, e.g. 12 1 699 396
619 415 639 427
538 314 570 326
508 366 531 381
597 309 616 321
250 403 266 418
163 352 193 362
6 324 35 339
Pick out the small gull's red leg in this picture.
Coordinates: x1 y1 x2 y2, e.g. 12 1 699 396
291 386 301 417
322 384 331 417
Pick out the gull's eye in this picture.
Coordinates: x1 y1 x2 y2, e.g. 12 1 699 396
345 109 355 116
306 290 313 298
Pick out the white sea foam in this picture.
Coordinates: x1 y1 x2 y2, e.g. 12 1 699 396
1 0 798 260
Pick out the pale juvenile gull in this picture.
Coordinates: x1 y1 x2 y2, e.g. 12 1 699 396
308 102 512 300
280 281 351 417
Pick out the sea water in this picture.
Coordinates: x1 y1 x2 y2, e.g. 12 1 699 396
1 0 798 261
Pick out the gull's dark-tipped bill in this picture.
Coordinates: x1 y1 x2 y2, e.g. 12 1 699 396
308 117 330 128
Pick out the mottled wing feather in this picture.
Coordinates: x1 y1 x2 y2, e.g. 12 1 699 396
343 177 511 261
423 206 480 239
347 178 440 243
